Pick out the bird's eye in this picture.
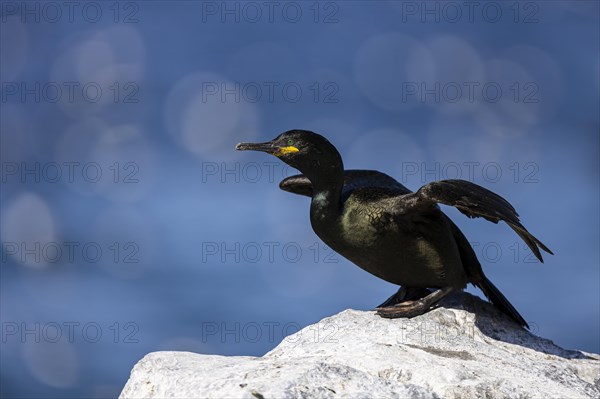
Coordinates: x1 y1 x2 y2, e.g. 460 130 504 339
287 139 295 146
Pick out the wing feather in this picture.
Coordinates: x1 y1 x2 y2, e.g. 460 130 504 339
408 179 553 262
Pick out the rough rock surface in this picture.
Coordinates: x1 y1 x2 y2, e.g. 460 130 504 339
120 292 600 398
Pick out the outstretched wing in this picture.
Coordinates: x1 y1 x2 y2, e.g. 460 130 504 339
278 174 314 197
397 179 553 262
279 170 411 198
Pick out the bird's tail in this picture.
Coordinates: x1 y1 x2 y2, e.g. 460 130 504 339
475 276 529 328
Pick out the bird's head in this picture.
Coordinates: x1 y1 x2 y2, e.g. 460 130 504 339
236 130 343 177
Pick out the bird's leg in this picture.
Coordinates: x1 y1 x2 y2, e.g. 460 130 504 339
376 287 454 319
376 287 432 308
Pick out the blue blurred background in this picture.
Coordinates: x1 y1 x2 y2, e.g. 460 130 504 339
1 1 598 397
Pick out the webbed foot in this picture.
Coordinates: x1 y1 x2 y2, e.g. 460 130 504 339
376 286 432 308
376 287 453 319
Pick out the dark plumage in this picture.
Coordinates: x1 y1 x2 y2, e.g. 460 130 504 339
236 130 553 327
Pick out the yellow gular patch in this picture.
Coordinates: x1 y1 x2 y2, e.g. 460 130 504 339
276 146 299 156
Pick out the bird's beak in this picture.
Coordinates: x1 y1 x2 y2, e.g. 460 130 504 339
235 141 276 154
236 141 300 157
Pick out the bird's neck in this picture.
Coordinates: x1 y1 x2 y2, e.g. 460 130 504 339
307 162 344 229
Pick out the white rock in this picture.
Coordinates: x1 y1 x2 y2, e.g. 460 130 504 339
120 293 600 398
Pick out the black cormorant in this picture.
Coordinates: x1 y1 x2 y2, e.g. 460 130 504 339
236 130 553 327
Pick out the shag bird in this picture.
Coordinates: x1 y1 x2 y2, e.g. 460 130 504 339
236 130 553 327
